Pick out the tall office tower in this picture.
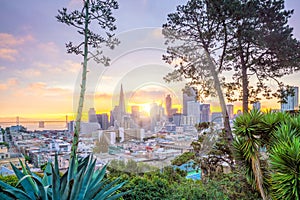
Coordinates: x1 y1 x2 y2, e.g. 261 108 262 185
110 110 115 126
165 94 172 118
226 104 234 120
88 108 98 123
112 84 127 126
119 84 126 115
150 103 159 130
183 87 196 116
187 101 200 123
131 105 140 120
281 86 299 111
200 103 210 122
68 120 75 133
173 113 183 126
96 113 109 130
252 101 261 111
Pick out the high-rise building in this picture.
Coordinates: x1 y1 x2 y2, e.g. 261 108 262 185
119 84 126 115
183 87 196 116
166 94 172 118
111 84 127 126
173 113 183 126
96 113 109 130
88 108 98 123
187 101 200 123
200 103 210 122
67 120 75 133
252 101 261 111
131 106 140 120
226 104 234 120
281 86 299 111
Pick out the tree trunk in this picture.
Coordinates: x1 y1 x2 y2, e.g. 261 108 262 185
70 0 89 160
251 153 267 200
238 34 249 113
204 50 233 142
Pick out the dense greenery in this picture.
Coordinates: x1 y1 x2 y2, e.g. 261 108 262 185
234 110 300 200
106 159 260 200
163 0 300 115
171 152 195 166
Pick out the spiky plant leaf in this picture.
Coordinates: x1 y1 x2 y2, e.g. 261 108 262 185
270 136 300 199
0 180 32 200
10 162 37 199
77 159 97 200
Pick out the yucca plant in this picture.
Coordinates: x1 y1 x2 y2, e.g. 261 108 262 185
0 154 128 200
269 123 300 200
233 109 268 200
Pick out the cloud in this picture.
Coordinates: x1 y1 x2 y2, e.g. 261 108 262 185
0 48 18 61
0 33 34 61
25 82 72 97
62 60 81 73
0 33 34 47
0 78 19 90
0 66 6 71
16 68 41 77
37 42 60 57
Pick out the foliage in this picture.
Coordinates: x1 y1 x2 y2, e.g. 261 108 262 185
56 0 119 158
111 165 259 200
108 159 158 177
0 155 128 200
0 175 19 188
162 0 233 140
223 0 300 111
234 111 300 200
191 128 234 180
171 152 195 166
233 110 270 199
163 0 300 113
269 122 300 199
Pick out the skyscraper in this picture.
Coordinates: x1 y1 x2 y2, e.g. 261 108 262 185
166 94 172 118
88 108 98 123
187 101 200 123
200 104 210 122
119 84 126 115
96 113 109 130
183 87 196 116
281 86 299 111
112 84 127 126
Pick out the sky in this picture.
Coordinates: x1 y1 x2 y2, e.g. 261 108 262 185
0 0 300 124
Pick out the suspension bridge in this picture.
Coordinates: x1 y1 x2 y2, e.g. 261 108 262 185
0 116 70 129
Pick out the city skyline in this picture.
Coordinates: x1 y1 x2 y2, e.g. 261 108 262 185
1 0 300 122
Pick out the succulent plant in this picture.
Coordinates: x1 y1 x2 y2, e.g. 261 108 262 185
0 155 128 200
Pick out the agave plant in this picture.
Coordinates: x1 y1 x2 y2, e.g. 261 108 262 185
0 155 128 200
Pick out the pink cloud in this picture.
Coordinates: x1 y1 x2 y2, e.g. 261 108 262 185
25 82 72 97
0 33 34 47
16 68 41 77
37 42 60 56
0 33 34 61
0 78 19 90
0 48 18 61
